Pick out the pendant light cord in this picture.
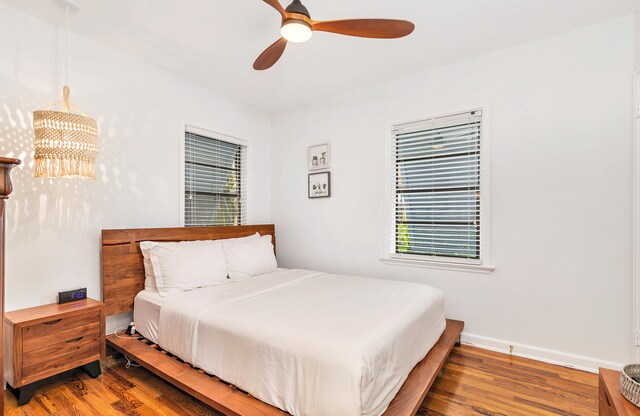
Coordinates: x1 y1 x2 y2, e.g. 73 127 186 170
65 4 69 86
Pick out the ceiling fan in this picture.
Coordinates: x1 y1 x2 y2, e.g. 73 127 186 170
254 0 415 70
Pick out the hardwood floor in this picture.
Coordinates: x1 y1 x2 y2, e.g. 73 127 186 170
420 346 598 416
4 345 598 416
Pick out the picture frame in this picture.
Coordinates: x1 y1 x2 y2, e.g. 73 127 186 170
308 172 331 198
308 143 330 171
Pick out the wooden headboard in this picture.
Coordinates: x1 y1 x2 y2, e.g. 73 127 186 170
102 224 276 316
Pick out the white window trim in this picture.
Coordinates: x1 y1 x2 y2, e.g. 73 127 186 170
178 118 251 227
633 70 640 362
382 104 494 273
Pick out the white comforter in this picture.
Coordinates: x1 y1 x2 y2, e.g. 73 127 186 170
157 269 445 416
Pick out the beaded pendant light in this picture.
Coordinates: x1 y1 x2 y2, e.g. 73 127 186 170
33 0 98 179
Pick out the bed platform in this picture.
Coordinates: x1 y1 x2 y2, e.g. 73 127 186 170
106 320 462 416
102 224 464 416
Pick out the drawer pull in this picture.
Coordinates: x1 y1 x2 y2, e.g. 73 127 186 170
66 336 84 343
43 319 62 325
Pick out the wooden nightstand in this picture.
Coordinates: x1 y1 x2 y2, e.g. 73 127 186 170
600 368 640 415
4 298 106 405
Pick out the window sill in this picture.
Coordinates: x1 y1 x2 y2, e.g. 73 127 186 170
380 257 495 274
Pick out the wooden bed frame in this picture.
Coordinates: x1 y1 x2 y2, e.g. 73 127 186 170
102 224 463 416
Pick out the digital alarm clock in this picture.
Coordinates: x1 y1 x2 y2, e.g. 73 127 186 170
58 287 87 304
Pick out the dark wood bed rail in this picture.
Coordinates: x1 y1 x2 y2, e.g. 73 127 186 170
101 224 276 316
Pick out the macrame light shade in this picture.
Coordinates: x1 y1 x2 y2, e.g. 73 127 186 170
33 86 98 179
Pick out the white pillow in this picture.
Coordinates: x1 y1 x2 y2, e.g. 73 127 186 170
140 241 159 291
139 233 259 291
148 240 228 296
218 232 260 245
223 235 277 281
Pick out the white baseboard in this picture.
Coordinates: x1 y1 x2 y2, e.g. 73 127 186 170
461 332 623 374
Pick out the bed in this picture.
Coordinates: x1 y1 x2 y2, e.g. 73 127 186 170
103 225 463 416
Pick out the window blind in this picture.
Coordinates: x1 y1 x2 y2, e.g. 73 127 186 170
391 111 481 262
184 130 247 227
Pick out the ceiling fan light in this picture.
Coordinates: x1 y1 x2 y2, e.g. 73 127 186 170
281 19 312 43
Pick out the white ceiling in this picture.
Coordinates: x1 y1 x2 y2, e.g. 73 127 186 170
2 0 639 112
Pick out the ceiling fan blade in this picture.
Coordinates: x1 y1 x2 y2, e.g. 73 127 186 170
312 19 415 39
253 38 288 70
261 0 287 18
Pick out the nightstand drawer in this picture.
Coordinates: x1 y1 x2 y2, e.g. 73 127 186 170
23 309 99 340
22 310 100 352
23 332 100 363
22 333 100 384
599 379 615 416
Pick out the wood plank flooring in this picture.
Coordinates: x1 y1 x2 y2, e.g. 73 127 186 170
4 345 598 416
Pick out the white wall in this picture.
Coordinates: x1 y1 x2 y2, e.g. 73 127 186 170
271 17 635 370
636 9 640 69
0 3 272 331
634 8 640 364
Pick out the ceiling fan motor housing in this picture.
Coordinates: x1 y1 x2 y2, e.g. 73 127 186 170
285 0 310 18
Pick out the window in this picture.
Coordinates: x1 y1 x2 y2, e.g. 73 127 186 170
387 110 490 269
184 129 247 227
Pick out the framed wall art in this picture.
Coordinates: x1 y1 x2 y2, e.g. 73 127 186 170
308 172 331 198
308 143 330 171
